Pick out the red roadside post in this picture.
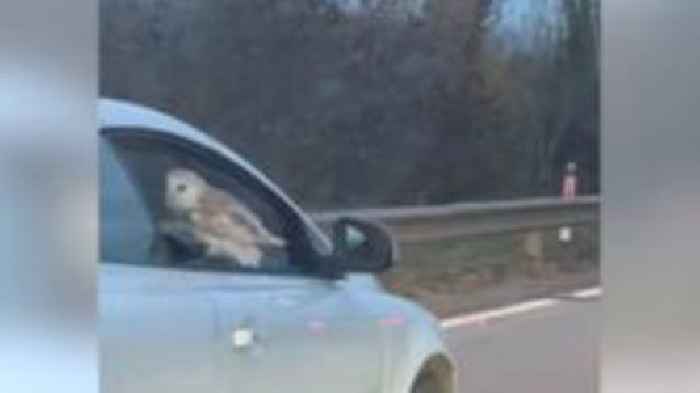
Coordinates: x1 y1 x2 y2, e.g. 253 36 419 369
526 161 579 276
559 162 577 244
562 161 578 201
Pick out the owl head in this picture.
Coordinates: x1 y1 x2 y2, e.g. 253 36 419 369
165 168 208 212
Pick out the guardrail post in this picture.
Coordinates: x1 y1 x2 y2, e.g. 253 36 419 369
522 230 545 277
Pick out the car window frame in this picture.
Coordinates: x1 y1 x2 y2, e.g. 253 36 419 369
100 127 327 278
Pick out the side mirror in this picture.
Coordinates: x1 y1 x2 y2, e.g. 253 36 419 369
324 217 398 277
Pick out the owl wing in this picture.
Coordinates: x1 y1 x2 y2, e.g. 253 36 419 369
201 186 286 247
193 191 248 240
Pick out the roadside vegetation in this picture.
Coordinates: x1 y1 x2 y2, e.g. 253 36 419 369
101 0 599 209
380 224 599 317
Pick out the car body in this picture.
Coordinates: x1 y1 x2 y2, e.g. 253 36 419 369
99 98 455 393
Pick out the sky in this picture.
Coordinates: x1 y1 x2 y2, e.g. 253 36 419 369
492 0 563 50
498 0 560 30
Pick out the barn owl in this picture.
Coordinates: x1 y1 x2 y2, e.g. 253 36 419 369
162 167 286 267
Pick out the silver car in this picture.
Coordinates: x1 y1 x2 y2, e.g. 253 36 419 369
99 98 456 393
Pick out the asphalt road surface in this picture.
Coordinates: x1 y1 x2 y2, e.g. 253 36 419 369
446 298 599 393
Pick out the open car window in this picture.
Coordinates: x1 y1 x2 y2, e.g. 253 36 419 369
100 130 317 274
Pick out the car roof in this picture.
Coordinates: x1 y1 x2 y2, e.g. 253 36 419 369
98 97 332 254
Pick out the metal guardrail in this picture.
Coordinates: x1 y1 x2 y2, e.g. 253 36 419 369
311 196 600 243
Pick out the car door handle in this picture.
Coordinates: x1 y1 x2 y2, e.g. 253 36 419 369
231 326 256 350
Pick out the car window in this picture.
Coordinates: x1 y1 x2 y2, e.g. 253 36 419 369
100 138 154 265
100 130 315 274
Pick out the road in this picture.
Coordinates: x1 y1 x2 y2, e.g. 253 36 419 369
445 298 599 393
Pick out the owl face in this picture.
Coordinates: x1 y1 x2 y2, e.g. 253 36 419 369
165 168 207 212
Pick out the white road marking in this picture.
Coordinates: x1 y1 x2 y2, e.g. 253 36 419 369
568 287 602 299
440 286 602 330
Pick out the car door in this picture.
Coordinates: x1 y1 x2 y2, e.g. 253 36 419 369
214 273 386 393
101 128 385 393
